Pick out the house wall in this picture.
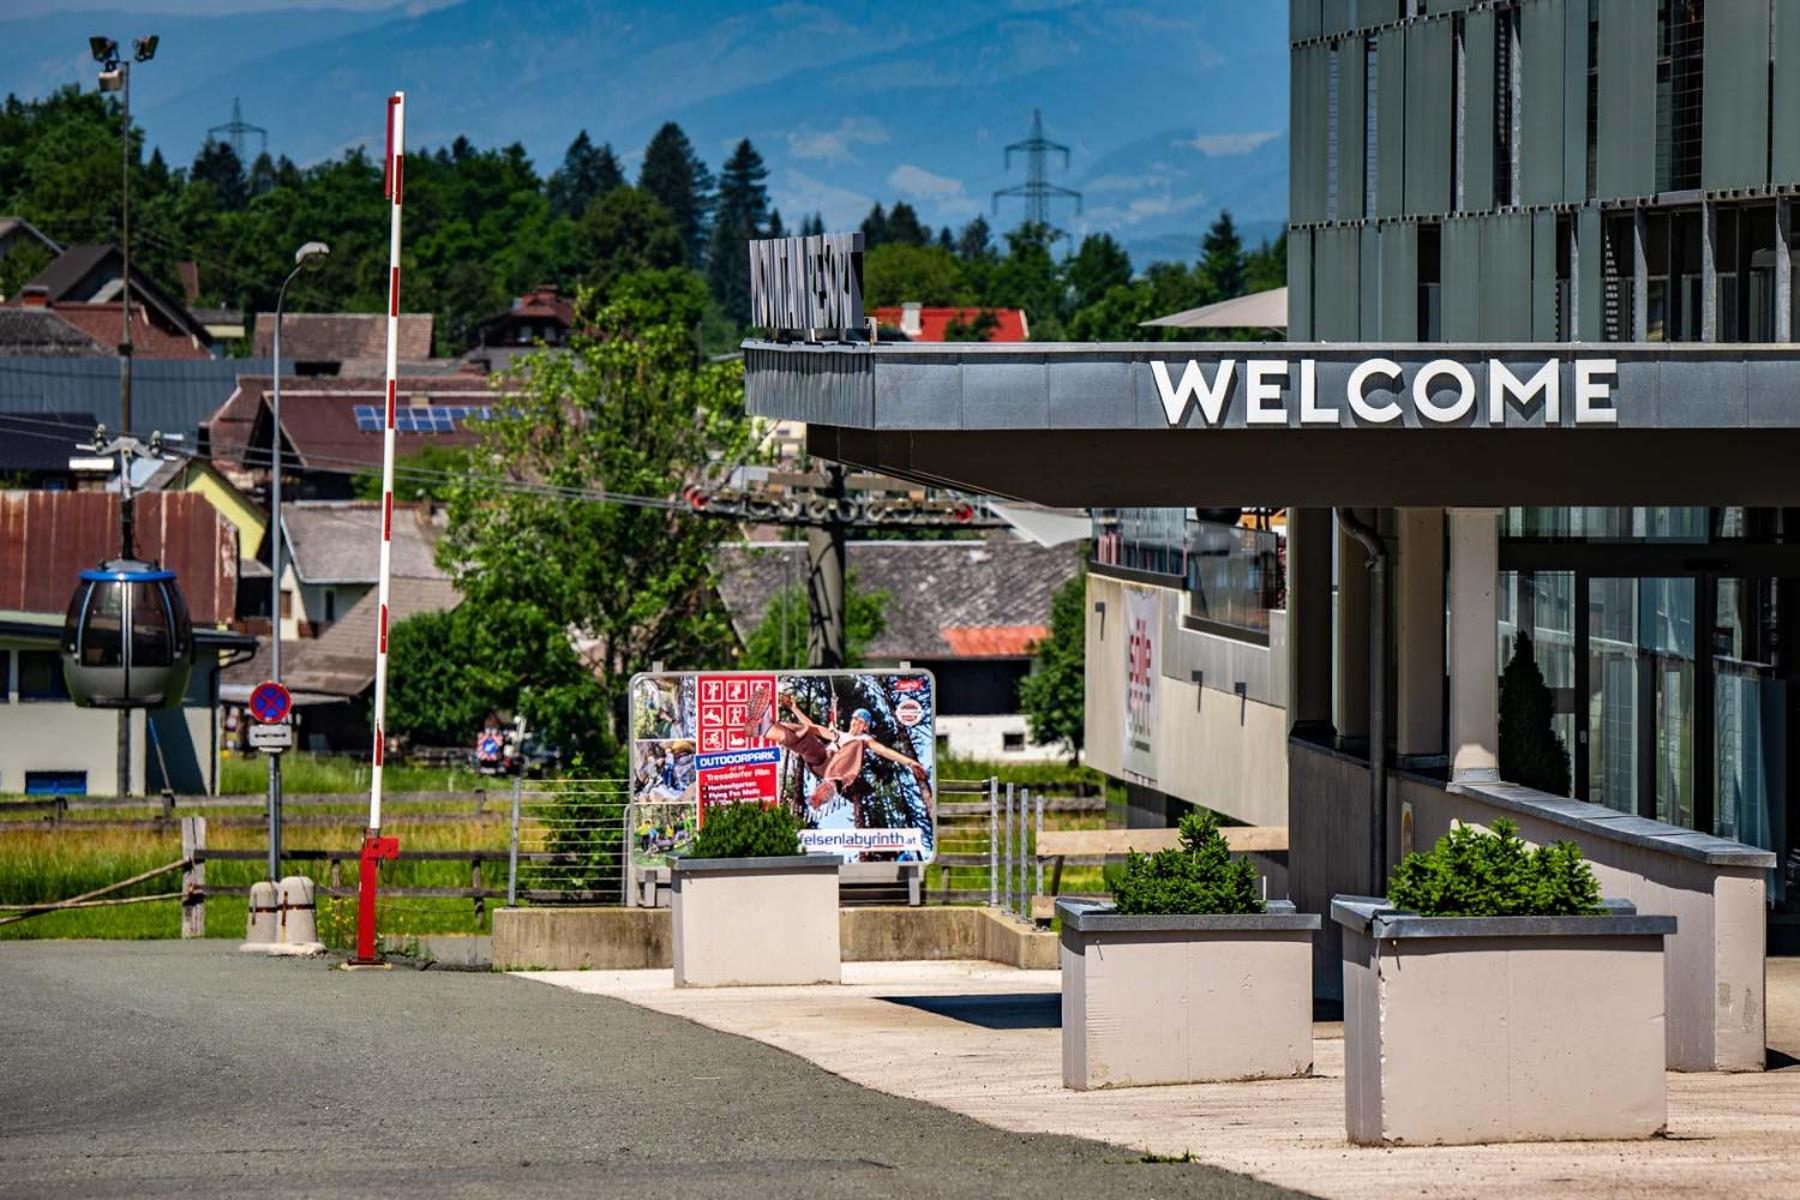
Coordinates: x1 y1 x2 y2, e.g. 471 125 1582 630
180 465 266 558
0 637 220 796
936 714 1065 763
1084 571 1289 829
278 561 367 640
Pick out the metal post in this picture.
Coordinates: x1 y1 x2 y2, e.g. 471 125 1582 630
507 773 521 907
987 777 998 908
1034 789 1044 902
265 255 302 885
116 60 134 802
1003 782 1014 914
805 462 848 668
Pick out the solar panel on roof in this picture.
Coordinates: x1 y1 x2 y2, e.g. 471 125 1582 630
352 404 381 432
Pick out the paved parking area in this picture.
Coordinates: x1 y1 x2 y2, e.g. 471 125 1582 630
0 942 1292 1199
525 959 1800 1200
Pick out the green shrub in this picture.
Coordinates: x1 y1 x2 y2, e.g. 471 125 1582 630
686 802 802 859
1109 809 1263 916
1386 818 1601 917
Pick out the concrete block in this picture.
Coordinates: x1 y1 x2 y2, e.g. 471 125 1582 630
238 880 278 953
672 855 841 987
1335 898 1672 1144
1057 901 1319 1089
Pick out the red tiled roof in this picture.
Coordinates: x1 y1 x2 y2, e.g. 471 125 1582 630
871 307 1030 343
941 625 1048 658
0 490 237 623
50 301 210 359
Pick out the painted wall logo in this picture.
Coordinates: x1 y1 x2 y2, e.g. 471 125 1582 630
1150 357 1620 428
1121 585 1159 784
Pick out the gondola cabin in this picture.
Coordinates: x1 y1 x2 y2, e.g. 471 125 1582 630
60 560 193 708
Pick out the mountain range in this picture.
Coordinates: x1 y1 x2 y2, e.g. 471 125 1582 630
1 0 1291 266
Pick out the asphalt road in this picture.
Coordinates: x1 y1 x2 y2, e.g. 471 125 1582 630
0 942 1303 1199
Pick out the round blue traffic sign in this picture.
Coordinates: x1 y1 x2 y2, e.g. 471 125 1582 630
250 680 292 725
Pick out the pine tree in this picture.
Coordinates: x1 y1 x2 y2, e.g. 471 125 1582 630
937 226 955 253
956 215 993 262
1498 633 1572 795
190 138 247 209
1198 209 1246 301
639 122 713 266
247 151 277 198
766 208 786 239
1020 566 1087 761
885 201 929 247
801 212 825 237
706 139 770 326
549 130 624 218
1067 233 1133 310
860 202 889 248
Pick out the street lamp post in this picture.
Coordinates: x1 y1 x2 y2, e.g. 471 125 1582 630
90 32 156 798
267 241 330 884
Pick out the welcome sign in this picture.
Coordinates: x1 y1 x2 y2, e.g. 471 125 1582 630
1150 356 1621 428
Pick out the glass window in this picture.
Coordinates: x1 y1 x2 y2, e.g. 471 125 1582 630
1713 577 1786 902
1186 516 1284 639
18 650 70 702
1588 577 1639 813
0 648 9 701
1640 576 1695 827
78 583 123 668
130 582 175 669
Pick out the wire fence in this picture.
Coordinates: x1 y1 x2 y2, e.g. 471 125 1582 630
506 778 631 905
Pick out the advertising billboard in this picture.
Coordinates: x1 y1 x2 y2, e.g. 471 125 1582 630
629 669 936 864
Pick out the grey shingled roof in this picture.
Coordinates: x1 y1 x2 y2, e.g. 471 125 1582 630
252 313 435 361
714 535 1081 661
280 501 447 585
0 308 106 356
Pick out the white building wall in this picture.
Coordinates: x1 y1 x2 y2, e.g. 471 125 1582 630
936 713 1066 763
1084 572 1289 828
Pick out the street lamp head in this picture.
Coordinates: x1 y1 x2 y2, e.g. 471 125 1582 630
133 36 158 63
294 241 331 266
98 67 125 93
89 35 118 63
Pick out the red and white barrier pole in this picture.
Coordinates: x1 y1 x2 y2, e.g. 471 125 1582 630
351 90 407 967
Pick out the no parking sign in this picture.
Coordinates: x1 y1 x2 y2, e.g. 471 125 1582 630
250 681 292 725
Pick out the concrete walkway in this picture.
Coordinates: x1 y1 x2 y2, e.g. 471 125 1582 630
523 959 1800 1200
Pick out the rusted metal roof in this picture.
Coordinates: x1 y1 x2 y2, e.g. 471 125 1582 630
0 490 237 624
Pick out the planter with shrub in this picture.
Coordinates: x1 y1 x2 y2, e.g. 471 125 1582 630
671 802 841 987
1334 818 1676 1145
1057 810 1320 1090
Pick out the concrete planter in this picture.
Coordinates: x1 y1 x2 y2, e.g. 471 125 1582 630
671 854 841 987
1333 896 1677 1145
1057 898 1321 1089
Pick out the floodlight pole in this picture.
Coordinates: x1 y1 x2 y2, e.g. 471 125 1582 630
351 91 407 967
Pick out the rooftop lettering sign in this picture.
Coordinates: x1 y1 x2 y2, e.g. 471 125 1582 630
749 232 864 336
1150 357 1620 428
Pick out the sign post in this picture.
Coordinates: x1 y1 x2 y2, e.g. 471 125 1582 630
350 89 406 969
249 680 293 882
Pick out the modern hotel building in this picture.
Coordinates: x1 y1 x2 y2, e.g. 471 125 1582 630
744 0 1793 1072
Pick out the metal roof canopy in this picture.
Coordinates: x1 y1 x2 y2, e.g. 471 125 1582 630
744 340 1800 508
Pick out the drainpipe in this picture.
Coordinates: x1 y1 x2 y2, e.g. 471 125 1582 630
1335 507 1388 896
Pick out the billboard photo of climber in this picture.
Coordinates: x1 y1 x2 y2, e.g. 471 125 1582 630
628 669 936 864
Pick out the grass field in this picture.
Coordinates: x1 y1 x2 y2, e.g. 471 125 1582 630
0 757 1113 942
215 752 473 796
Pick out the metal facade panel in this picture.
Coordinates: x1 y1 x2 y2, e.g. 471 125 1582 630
1464 7 1498 211
1322 0 1353 37
1520 0 1566 205
1376 25 1408 217
1293 0 1323 42
1314 227 1362 341
1289 229 1315 341
1577 207 1603 342
1532 210 1560 339
1441 218 1484 339
1481 213 1533 340
1340 34 1368 221
1596 0 1656 199
1293 42 1331 223
1379 221 1420 339
1358 0 1403 26
1560 0 1589 202
1425 0 1471 12
1405 18 1454 215
1776 1 1800 183
1703 0 1772 190
1359 225 1381 328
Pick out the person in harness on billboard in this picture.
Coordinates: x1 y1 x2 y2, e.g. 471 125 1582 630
754 693 931 824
